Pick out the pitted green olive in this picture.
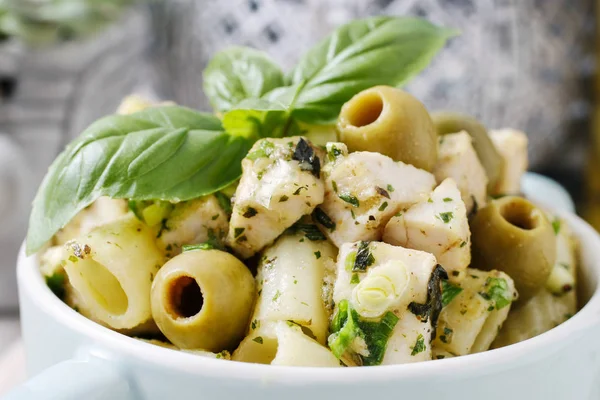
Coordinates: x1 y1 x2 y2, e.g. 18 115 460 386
337 86 437 171
432 111 504 192
470 196 556 303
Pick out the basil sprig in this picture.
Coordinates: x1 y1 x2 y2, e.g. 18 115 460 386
26 106 252 254
27 16 456 254
202 46 285 112
207 16 458 129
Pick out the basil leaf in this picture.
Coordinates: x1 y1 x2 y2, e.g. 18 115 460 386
26 105 252 254
203 46 285 112
285 16 458 124
441 279 463 307
222 98 296 139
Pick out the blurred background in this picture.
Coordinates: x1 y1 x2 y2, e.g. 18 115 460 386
0 0 598 390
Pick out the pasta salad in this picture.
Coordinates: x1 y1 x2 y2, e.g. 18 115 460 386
29 16 578 367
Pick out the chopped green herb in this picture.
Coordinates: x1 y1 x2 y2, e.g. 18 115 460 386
251 319 260 330
452 270 460 277
279 195 289 202
211 214 220 220
339 193 360 207
559 263 570 270
350 273 360 284
411 334 426 356
234 227 245 238
443 197 453 202
243 207 258 218
293 279 298 284
182 243 215 252
439 327 453 344
247 140 275 160
46 272 66 300
438 212 454 223
332 180 338 193
236 235 247 243
395 212 403 217
552 218 561 235
273 290 282 302
460 241 467 248
487 305 495 311
350 209 356 219
378 202 388 211
408 265 448 340
252 336 264 344
291 223 327 241
314 251 322 259
327 145 343 162
313 208 336 232
293 138 321 178
293 186 308 195
215 192 232 215
441 280 463 307
479 277 512 310
436 355 446 359
353 241 375 272
387 184 395 193
328 300 399 366
345 251 357 272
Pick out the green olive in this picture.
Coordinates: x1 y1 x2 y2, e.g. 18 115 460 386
337 86 437 171
470 196 556 303
432 112 504 192
151 249 255 351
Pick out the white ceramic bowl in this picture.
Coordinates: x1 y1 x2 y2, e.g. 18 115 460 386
6 181 600 400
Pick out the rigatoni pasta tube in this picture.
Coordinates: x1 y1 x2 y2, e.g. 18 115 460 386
251 230 337 344
62 215 164 330
151 249 255 351
233 321 340 367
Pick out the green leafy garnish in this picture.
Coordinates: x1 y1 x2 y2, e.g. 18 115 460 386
437 212 454 223
243 207 258 218
350 273 360 284
290 223 327 241
313 208 336 232
411 334 426 356
443 197 453 202
203 47 284 112
479 277 512 310
441 280 463 307
552 218 561 235
378 202 388 211
314 251 322 259
26 106 249 254
182 243 215 252
353 241 375 272
339 193 360 208
252 336 264 344
328 300 399 366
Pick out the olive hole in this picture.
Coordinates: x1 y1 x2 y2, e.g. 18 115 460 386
168 276 204 319
346 92 384 127
500 202 539 230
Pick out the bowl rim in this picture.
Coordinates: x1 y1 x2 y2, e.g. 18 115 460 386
17 209 600 384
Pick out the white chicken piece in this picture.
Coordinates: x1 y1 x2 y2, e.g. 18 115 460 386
158 195 229 257
433 269 517 356
227 137 325 259
53 197 129 245
433 131 488 214
489 128 528 195
331 241 439 365
383 178 471 274
315 143 436 248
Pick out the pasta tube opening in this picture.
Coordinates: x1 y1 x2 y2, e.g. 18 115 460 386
344 91 384 128
167 276 204 319
74 258 129 315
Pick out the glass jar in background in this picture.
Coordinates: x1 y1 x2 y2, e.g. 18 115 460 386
150 0 594 194
0 5 152 311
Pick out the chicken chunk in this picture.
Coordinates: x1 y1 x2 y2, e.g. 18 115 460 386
489 128 528 195
158 195 229 257
383 178 471 274
227 137 325 259
331 241 439 365
433 269 516 356
315 143 436 247
433 131 488 214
